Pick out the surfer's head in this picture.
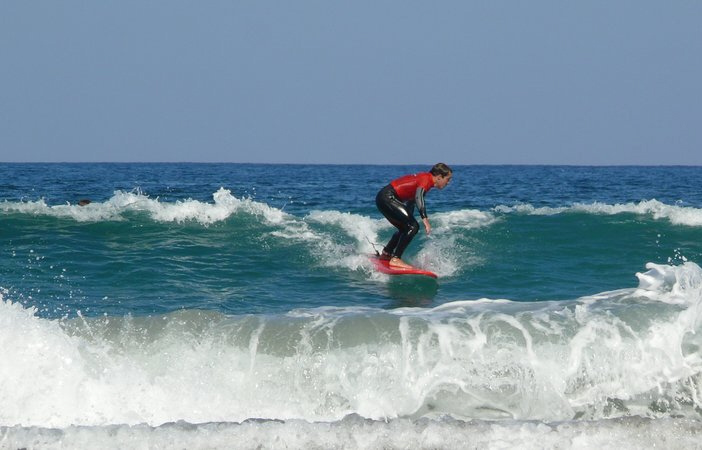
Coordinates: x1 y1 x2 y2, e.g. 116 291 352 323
430 163 452 177
431 163 452 189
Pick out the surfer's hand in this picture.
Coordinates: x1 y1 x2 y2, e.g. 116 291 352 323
423 217 431 235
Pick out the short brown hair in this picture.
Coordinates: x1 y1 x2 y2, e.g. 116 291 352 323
430 163 452 177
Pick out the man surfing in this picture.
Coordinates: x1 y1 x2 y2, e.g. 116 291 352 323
375 163 452 269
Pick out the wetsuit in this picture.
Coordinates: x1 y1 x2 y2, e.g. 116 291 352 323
375 172 434 259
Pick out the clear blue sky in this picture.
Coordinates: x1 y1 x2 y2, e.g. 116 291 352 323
2 1 701 165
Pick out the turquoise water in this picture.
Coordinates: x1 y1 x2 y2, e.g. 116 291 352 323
2 164 702 447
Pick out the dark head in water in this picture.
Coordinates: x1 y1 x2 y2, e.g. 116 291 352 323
78 199 91 206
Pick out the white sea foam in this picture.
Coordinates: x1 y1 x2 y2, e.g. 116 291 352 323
0 188 289 225
303 210 384 274
2 416 700 450
1 262 701 431
303 209 492 278
5 195 702 228
411 209 493 276
495 199 702 226
432 208 498 231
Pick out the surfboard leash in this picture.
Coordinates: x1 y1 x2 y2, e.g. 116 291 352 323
365 236 382 256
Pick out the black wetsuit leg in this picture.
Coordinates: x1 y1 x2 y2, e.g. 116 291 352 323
375 185 420 258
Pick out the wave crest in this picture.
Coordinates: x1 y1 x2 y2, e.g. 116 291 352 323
494 199 702 226
2 262 701 427
0 188 289 225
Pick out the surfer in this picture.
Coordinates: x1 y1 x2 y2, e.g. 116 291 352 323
375 163 452 269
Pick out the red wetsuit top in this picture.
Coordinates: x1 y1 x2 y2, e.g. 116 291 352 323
391 172 434 200
390 172 434 218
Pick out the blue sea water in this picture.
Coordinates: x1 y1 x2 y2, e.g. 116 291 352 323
1 163 702 448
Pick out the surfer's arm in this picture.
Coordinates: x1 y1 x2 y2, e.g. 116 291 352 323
415 187 431 235
415 187 427 218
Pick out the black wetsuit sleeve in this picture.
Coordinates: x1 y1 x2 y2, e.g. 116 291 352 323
415 187 427 219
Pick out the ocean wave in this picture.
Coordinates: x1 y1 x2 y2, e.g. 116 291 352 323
494 199 702 226
0 189 488 280
0 188 288 225
6 193 701 230
1 262 701 428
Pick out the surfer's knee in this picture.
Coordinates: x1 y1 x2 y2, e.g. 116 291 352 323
407 221 419 238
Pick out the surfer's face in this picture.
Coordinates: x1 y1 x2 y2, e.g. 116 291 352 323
435 173 452 189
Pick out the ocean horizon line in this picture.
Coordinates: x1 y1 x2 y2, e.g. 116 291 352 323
2 161 701 168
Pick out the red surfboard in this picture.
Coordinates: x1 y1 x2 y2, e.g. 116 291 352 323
369 255 438 278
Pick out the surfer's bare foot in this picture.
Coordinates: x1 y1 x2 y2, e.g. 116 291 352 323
379 251 391 260
389 257 412 269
